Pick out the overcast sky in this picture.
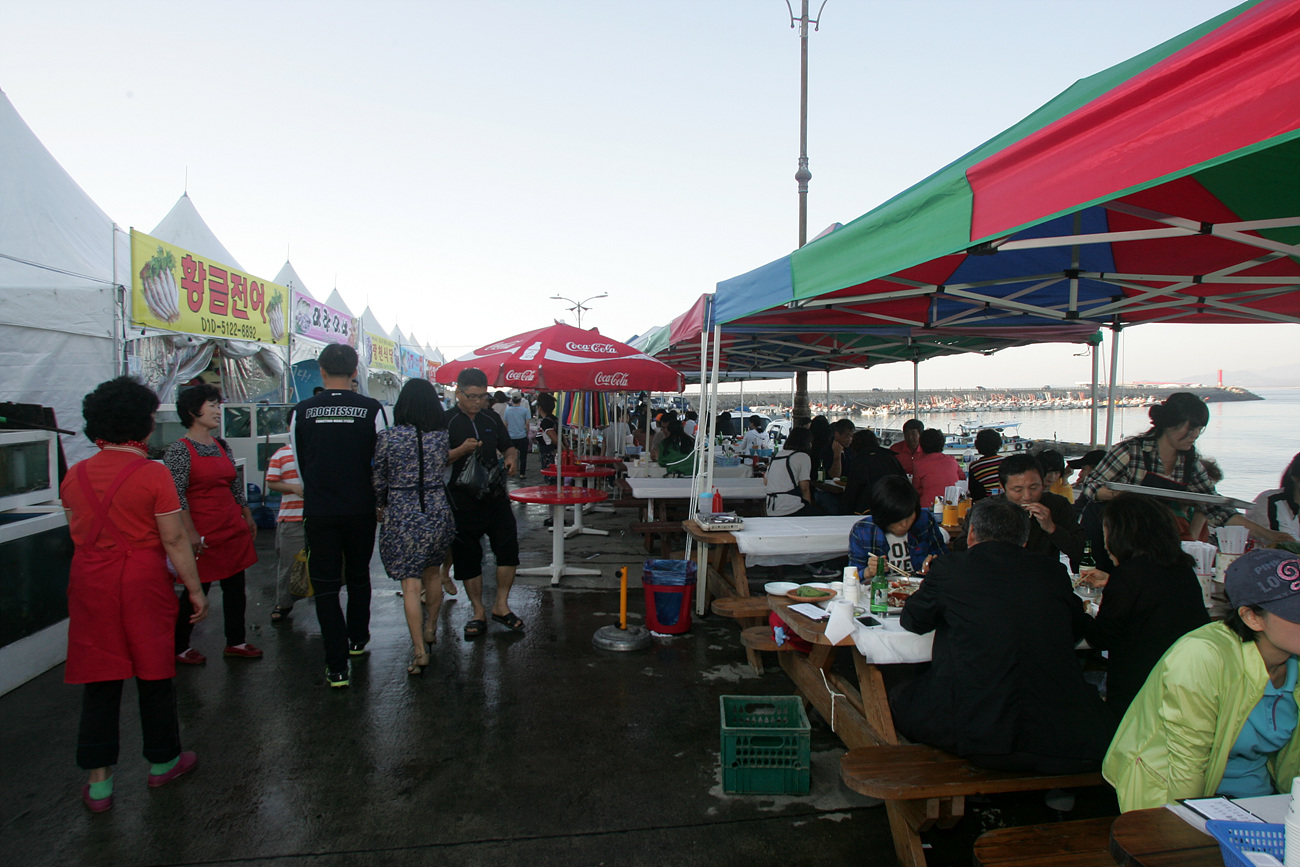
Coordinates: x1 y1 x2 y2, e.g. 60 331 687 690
2 0 1293 390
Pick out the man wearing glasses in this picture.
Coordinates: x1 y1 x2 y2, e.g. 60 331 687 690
446 368 523 639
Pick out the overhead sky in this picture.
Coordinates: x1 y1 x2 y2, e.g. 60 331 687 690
2 0 1293 390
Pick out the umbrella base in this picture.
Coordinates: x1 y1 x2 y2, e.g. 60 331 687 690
592 624 652 652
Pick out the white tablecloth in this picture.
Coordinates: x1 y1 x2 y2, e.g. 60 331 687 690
624 463 752 479
851 614 935 664
626 477 768 500
730 515 861 566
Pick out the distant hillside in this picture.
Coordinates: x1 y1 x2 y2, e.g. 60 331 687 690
1179 362 1300 388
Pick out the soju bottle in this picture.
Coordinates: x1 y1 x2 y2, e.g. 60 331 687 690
1080 541 1096 571
870 555 890 616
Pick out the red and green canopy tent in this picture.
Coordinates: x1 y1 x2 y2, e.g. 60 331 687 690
714 0 1300 351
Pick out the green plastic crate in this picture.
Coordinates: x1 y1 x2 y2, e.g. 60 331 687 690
720 695 811 795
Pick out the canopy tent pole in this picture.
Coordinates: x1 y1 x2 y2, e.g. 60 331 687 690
1089 337 1100 447
1105 326 1122 446
695 322 723 617
912 360 919 417
825 370 831 411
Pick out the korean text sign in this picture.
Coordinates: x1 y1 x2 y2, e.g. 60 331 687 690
293 291 357 346
130 230 288 345
365 331 398 372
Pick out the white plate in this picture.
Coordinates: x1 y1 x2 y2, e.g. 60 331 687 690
764 581 799 596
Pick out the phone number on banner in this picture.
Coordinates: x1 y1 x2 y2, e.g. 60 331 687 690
201 317 262 340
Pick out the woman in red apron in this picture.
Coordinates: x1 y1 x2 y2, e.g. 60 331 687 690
63 377 209 812
165 384 260 663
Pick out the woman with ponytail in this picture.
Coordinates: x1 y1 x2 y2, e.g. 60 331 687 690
1079 392 1289 570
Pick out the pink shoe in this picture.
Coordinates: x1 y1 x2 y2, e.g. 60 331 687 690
175 648 206 665
81 784 113 813
148 751 198 788
223 643 263 659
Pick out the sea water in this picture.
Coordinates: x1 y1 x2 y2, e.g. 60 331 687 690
919 387 1300 503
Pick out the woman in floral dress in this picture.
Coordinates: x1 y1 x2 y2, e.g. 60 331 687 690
374 379 456 675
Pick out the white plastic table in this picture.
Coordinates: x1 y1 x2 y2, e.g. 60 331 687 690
626 476 768 522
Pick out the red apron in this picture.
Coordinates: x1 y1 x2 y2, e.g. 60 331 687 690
65 458 178 684
182 438 257 583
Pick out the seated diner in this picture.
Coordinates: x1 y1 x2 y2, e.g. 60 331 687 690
1080 495 1208 716
890 497 1115 774
847 475 946 577
999 452 1085 569
1104 549 1300 811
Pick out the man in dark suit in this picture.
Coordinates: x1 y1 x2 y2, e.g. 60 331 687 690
890 497 1115 774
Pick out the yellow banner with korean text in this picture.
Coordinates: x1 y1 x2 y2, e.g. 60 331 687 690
130 229 289 345
365 331 398 372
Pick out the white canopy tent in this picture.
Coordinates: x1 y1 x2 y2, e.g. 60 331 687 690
0 90 125 464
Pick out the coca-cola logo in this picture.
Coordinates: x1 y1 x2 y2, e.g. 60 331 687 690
504 369 536 382
566 341 617 354
593 371 630 388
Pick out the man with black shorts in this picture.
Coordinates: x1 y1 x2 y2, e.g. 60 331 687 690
446 368 523 639
291 344 387 687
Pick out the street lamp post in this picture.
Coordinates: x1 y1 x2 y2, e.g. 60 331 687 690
550 293 608 330
787 0 827 426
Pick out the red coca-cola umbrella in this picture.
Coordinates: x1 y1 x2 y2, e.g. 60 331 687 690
434 322 684 392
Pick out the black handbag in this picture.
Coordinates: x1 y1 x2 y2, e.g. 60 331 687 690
450 446 504 500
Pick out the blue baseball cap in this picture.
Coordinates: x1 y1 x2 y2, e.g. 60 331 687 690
1226 548 1300 622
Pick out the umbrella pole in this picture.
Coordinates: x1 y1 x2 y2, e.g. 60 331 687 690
1105 326 1121 446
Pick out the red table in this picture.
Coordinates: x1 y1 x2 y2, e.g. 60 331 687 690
509 485 610 585
541 464 618 537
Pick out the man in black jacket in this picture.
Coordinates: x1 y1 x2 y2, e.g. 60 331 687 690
890 497 1115 774
999 453 1086 571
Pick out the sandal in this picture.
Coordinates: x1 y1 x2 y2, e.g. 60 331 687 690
407 648 430 677
491 611 526 632
270 606 290 623
441 574 458 597
463 619 486 640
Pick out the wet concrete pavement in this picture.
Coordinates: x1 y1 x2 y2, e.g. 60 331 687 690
1 467 1115 866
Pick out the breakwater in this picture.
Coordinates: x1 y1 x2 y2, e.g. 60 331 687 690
708 385 1260 417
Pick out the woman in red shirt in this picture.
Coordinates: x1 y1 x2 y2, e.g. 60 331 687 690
62 377 209 812
912 428 964 509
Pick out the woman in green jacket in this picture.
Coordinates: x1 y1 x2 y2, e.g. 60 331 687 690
656 418 696 477
1103 548 1300 811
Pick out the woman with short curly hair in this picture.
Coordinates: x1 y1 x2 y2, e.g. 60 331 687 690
62 377 209 812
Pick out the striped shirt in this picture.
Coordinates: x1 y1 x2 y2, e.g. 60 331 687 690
265 445 303 521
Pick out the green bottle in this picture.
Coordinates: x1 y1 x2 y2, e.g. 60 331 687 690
1080 541 1096 571
870 555 890 615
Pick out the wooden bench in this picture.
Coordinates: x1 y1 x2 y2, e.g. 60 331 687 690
839 745 1106 867
631 520 683 557
973 817 1115 867
712 596 774 672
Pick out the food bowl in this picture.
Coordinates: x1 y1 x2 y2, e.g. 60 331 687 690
764 581 799 596
785 586 838 602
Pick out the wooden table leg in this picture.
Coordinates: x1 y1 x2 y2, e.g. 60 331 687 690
886 800 932 867
739 615 765 674
853 653 900 747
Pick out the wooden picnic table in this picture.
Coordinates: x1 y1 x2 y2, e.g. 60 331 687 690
1108 807 1221 866
767 594 1103 867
